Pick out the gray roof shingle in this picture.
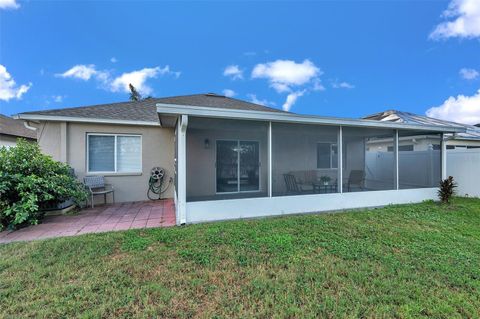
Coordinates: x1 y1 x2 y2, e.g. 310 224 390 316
18 93 286 124
0 114 36 139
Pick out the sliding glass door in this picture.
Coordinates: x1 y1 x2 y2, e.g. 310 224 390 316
216 140 260 193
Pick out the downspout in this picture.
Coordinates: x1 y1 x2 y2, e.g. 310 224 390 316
23 121 38 132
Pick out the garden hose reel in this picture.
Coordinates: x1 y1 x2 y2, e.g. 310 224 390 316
147 167 172 200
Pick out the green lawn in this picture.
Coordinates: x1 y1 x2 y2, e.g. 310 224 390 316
1 198 480 318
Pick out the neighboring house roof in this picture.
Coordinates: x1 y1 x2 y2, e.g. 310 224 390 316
363 110 480 141
16 93 285 125
0 114 36 140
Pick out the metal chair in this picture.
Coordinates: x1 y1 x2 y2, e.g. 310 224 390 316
84 175 115 208
283 174 304 195
346 170 366 192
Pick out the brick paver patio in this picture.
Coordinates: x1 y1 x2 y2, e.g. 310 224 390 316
0 199 176 244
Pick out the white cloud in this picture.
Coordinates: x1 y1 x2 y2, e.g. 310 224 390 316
222 89 236 97
282 90 305 112
223 65 243 80
0 64 31 101
332 81 355 89
56 64 102 81
52 95 64 103
110 66 167 95
247 94 276 107
426 89 480 124
459 68 479 80
110 57 118 63
251 59 321 93
312 79 326 91
57 64 179 96
0 0 19 10
270 82 291 93
430 0 480 39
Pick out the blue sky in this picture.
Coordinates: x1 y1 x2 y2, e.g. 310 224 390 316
1 0 480 123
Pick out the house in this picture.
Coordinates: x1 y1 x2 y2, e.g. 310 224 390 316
363 110 480 150
364 110 480 198
16 94 464 225
0 114 37 148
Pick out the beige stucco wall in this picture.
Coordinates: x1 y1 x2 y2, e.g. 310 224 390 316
37 121 62 160
0 134 20 148
37 121 175 203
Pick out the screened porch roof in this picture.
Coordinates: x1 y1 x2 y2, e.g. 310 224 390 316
156 103 466 134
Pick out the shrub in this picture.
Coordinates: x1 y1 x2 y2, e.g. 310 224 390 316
0 140 87 230
438 176 457 204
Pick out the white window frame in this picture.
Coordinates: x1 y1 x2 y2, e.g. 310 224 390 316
86 133 142 174
317 142 338 169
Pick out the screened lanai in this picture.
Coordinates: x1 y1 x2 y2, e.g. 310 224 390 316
184 118 443 202
157 103 463 224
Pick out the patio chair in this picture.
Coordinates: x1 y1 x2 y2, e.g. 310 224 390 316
346 170 366 192
283 173 312 195
84 175 115 208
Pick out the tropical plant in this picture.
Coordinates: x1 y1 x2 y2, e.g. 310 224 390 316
0 140 87 230
438 176 457 204
320 176 331 184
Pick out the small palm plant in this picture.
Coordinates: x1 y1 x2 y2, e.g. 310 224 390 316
438 176 457 204
320 176 331 185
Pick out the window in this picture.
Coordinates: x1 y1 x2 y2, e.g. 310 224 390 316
87 134 141 173
317 143 338 169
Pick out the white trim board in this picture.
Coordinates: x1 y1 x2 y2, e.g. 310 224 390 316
185 188 437 224
157 103 464 133
15 114 160 127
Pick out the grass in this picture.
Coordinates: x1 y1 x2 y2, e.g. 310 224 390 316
1 198 480 318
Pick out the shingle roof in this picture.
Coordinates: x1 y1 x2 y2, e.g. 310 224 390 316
363 110 480 140
0 114 36 140
18 93 285 124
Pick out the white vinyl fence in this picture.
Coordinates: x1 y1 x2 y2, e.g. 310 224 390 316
365 150 440 190
447 149 480 198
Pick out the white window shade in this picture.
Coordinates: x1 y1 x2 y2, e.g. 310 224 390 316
87 134 142 173
117 136 141 172
88 135 115 172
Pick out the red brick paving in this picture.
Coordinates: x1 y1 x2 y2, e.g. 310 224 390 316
0 199 176 244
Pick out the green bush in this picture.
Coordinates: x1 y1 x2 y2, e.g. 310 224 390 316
0 140 87 230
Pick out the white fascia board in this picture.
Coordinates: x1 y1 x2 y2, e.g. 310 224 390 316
14 114 160 127
156 103 465 133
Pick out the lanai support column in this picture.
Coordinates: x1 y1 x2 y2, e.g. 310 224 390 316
177 115 188 225
268 121 272 197
441 133 447 180
394 129 399 190
338 126 343 193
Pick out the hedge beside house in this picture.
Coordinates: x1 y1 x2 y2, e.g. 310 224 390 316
0 140 86 230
